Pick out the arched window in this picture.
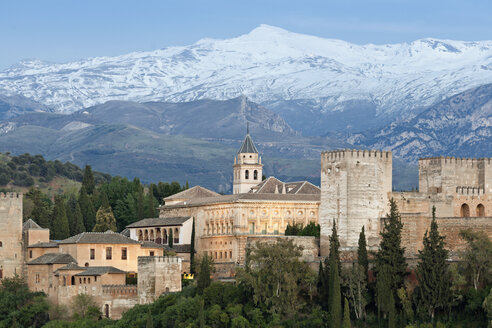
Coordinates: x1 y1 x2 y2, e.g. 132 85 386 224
461 203 470 217
245 170 249 179
138 230 143 241
174 228 179 243
254 170 258 180
104 304 110 318
477 204 485 216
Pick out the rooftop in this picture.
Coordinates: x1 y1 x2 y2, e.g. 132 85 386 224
59 231 140 245
23 219 44 231
238 133 259 154
250 177 320 195
28 253 76 265
27 242 59 248
127 217 191 228
163 185 219 202
74 266 126 276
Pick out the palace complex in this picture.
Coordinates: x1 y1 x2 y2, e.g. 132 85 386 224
0 130 491 318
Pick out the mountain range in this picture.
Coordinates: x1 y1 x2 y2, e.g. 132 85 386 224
1 25 492 135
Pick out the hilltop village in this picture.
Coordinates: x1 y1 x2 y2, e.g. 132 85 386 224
0 131 491 319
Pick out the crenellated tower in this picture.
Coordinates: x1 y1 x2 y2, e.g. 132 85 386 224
0 193 24 279
319 150 392 255
233 128 263 194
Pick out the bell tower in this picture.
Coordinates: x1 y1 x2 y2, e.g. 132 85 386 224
233 127 263 194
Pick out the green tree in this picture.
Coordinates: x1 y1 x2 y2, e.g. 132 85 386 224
146 185 158 218
330 259 342 328
137 188 145 221
343 264 367 320
72 203 86 235
416 206 452 321
237 239 316 319
190 218 196 273
168 229 174 248
27 188 51 229
358 226 369 282
197 255 214 295
483 288 492 328
459 229 492 290
78 186 96 231
146 308 154 328
81 165 95 195
343 298 351 328
92 206 117 232
375 199 407 292
99 190 110 209
51 195 70 240
328 219 341 315
71 294 101 320
388 293 396 328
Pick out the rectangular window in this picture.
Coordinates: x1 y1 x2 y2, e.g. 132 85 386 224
121 247 127 260
90 248 95 260
0 269 3 279
35 273 40 284
249 222 255 234
261 223 267 234
29 250 33 258
273 223 279 235
150 251 155 257
0 241 3 247
106 247 112 260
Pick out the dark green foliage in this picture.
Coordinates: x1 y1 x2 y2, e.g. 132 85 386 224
284 221 320 237
82 165 95 195
375 199 407 292
388 293 396 328
72 202 86 235
416 206 452 320
168 229 174 248
459 229 492 290
51 195 70 240
99 190 110 209
330 260 342 328
343 298 351 328
328 219 341 310
358 225 369 282
0 275 49 327
146 308 153 328
92 206 117 232
26 188 51 228
197 255 213 295
190 217 196 274
146 184 158 217
78 186 96 231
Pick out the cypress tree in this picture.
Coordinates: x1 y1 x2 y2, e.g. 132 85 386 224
137 188 145 220
65 195 77 236
330 219 341 276
100 191 110 209
358 226 369 282
330 259 342 328
190 218 196 273
82 165 95 195
168 229 173 248
375 199 407 292
388 293 396 328
93 206 117 232
51 195 70 240
73 203 86 235
328 219 341 309
146 185 158 218
197 255 212 294
30 189 51 228
343 298 351 328
79 186 96 231
416 206 452 321
146 308 154 328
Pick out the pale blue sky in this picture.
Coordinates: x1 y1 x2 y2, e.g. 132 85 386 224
1 0 491 69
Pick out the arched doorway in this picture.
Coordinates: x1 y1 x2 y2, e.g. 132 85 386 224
461 203 470 217
104 304 110 318
477 204 485 216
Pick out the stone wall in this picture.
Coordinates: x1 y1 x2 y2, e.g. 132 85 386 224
320 150 392 255
138 256 182 304
0 193 24 278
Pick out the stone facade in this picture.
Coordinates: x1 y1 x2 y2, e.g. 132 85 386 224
320 150 392 255
0 193 23 279
137 256 182 304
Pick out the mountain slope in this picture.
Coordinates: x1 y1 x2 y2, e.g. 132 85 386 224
1 25 491 135
351 83 492 160
0 94 51 120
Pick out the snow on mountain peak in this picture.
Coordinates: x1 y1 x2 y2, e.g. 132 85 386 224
0 25 491 115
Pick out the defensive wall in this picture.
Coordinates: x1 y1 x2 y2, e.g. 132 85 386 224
0 193 24 279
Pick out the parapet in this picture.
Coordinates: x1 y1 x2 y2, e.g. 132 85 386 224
0 192 23 199
419 156 492 167
102 285 138 295
321 149 392 161
138 256 182 265
456 186 486 195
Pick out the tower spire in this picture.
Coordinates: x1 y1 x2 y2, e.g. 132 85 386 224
247 122 249 135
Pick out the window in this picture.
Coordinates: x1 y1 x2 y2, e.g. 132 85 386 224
94 276 97 282
121 247 127 260
0 241 2 247
90 248 95 260
0 269 3 279
230 251 233 259
245 170 249 179
150 251 155 256
71 276 75 285
261 223 267 234
273 223 279 235
106 247 112 260
254 170 258 180
477 204 485 216
29 250 33 259
63 276 66 286
88 278 91 283
35 273 40 284
461 204 470 218
249 222 255 234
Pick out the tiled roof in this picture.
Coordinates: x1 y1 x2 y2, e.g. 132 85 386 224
251 177 320 195
238 133 259 154
27 242 59 248
140 241 167 249
120 228 130 237
126 217 191 228
59 231 140 245
56 263 83 271
164 244 192 253
28 253 76 265
74 266 125 276
164 186 219 201
23 219 44 230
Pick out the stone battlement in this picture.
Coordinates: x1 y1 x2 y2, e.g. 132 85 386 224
102 285 137 295
456 186 486 195
0 192 22 199
321 149 391 161
138 256 182 264
419 156 492 166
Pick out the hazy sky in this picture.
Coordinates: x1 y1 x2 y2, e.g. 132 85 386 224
1 0 491 69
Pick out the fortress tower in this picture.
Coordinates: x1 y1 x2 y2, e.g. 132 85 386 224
0 193 24 279
319 150 392 255
138 256 182 304
233 128 263 194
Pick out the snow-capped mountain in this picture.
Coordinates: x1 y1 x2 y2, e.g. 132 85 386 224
1 24 491 132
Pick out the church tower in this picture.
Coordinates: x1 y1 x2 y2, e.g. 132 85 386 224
233 128 263 194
